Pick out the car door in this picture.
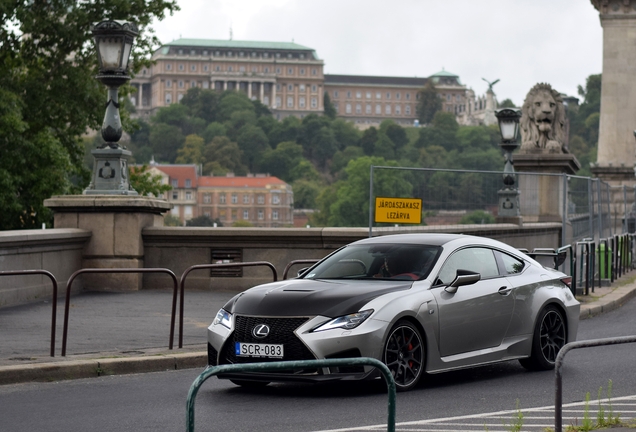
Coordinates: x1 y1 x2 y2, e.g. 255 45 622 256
431 247 515 357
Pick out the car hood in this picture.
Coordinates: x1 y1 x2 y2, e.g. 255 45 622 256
225 278 412 317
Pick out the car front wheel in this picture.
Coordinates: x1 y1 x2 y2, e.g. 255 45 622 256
520 305 567 371
383 320 425 391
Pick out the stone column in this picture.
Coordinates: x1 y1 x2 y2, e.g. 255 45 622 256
138 84 143 107
248 81 252 99
43 195 171 291
259 82 264 101
591 0 636 184
272 83 277 108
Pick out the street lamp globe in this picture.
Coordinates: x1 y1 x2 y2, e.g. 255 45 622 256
92 20 137 76
495 108 522 143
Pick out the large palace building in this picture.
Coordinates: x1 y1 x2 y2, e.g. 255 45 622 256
130 39 485 128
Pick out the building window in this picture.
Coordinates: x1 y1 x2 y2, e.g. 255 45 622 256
276 67 281 74
275 96 281 107
185 206 193 218
287 96 294 108
172 191 178 200
166 63 172 70
178 93 184 102
406 93 411 100
264 67 269 73
258 210 264 220
272 194 280 204
311 97 317 108
191 65 196 71
334 103 339 113
185 179 191 188
178 80 184 88
376 92 381 99
299 84 305 92
215 65 220 71
264 53 269 58
219 194 226 204
356 91 361 99
171 179 178 188
166 80 172 88
186 191 192 200
366 92 372 99
203 81 209 89
288 68 293 75
355 103 361 114
204 211 210 218
447 94 451 101
396 105 401 115
299 96 306 108
179 64 184 71
345 103 352 114
231 194 237 204
239 66 245 72
288 84 293 91
257 195 265 204
243 210 249 219
396 92 401 99
311 68 317 75
243 195 250 204
300 68 305 75
263 96 270 105
272 210 279 220
232 209 237 220
456 94 461 102
366 104 371 114
334 91 339 98
191 81 196 88
405 105 411 115
203 194 211 204
375 104 381 114
346 91 352 98
385 105 392 114
165 93 172 104
228 66 233 72
386 92 391 99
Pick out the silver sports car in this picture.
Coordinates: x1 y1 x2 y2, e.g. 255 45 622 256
207 233 579 391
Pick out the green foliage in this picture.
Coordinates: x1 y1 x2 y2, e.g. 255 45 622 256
232 220 254 227
568 74 601 176
186 215 216 227
323 92 337 119
498 98 517 108
163 214 182 226
175 134 204 164
460 210 495 225
416 80 443 125
292 179 322 209
0 0 178 229
129 165 172 197
202 136 246 176
260 141 304 181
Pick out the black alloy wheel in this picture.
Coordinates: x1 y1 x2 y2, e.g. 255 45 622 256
383 320 425 391
520 305 567 371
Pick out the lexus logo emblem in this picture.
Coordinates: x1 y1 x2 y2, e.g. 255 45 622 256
252 324 270 339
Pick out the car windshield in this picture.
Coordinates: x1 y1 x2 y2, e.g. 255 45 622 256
302 243 442 281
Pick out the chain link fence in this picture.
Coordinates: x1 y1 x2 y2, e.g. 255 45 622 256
369 166 636 246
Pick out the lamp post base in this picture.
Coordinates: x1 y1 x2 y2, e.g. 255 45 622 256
498 188 521 218
84 147 138 195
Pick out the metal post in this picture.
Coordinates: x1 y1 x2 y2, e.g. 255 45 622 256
623 186 628 234
597 179 604 239
562 174 568 247
588 178 594 240
369 165 374 238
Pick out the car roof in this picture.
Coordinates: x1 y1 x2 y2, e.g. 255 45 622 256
353 233 483 247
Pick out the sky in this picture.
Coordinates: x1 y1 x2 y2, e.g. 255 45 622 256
151 0 603 106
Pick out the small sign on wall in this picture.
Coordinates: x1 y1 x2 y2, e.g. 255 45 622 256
374 197 422 224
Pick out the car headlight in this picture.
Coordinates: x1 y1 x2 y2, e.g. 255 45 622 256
313 309 374 332
213 308 232 329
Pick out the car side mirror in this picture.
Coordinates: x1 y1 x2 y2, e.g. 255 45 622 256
297 267 310 278
445 269 480 294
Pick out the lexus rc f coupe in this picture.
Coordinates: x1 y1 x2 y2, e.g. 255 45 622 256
207 233 579 391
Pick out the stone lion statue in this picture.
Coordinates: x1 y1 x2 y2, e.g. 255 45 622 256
519 83 567 154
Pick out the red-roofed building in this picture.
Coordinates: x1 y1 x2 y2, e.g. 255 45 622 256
198 174 293 227
151 164 200 223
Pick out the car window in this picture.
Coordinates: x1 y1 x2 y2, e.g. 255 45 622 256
435 247 499 285
303 244 441 280
496 250 525 274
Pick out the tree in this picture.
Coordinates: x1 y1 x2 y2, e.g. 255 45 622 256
202 136 246 175
416 80 443 125
292 179 322 209
129 165 172 197
323 92 337 119
359 127 379 156
460 210 495 225
149 123 184 163
0 0 179 229
236 125 269 172
186 215 216 226
498 98 517 108
259 141 304 181
175 134 204 164
180 87 219 124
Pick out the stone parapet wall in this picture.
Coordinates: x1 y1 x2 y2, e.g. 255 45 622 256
0 229 91 307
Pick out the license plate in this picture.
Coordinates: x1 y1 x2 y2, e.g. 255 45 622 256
235 342 284 358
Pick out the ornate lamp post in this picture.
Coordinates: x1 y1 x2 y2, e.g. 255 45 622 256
495 108 522 217
84 20 139 195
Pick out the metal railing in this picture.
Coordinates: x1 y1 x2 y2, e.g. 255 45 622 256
178 262 277 348
61 268 179 356
282 259 320 279
554 335 636 432
186 358 397 432
0 270 58 357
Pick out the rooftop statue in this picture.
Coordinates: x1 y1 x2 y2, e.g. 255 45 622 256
519 83 567 154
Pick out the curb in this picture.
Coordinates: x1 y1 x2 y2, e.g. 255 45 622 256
0 352 206 386
579 283 636 320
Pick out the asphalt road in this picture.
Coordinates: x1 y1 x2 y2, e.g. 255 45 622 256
1 295 635 432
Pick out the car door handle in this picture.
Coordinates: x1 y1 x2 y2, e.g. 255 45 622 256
498 286 513 295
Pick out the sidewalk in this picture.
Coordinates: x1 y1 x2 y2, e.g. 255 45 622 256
1 274 636 386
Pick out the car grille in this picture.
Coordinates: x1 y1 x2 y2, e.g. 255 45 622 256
208 343 218 366
219 316 319 374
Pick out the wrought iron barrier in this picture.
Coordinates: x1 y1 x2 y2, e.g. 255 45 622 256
555 335 636 432
185 358 397 432
178 262 277 348
0 270 58 357
61 268 178 356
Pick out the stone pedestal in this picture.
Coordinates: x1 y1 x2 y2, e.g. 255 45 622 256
43 195 171 291
515 153 581 223
85 147 137 195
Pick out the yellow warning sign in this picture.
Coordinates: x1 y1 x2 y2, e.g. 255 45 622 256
374 197 422 224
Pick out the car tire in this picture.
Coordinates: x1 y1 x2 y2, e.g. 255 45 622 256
383 320 425 392
229 379 270 388
519 305 567 371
